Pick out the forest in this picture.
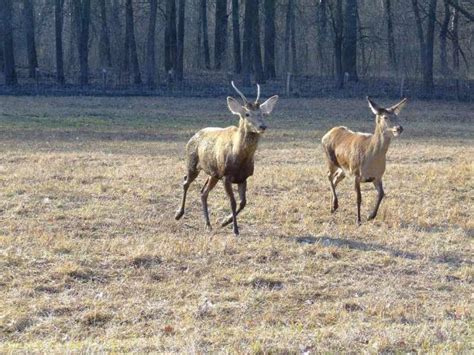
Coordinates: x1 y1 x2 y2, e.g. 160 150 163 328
0 0 473 99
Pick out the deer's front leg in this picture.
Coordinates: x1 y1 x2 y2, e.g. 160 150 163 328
221 181 247 227
223 177 239 235
355 176 362 225
368 179 384 220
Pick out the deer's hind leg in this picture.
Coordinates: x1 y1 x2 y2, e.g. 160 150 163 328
328 164 345 213
201 176 219 230
175 165 200 220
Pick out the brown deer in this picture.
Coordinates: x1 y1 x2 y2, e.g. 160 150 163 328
175 82 279 235
321 97 408 224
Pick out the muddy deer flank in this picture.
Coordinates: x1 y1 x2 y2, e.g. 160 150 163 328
175 82 279 235
321 96 408 224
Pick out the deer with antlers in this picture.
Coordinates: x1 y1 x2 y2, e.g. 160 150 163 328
175 82 279 235
321 97 408 224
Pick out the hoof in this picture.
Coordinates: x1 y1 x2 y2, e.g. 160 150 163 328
205 224 213 231
175 209 184 220
367 214 376 221
356 219 361 226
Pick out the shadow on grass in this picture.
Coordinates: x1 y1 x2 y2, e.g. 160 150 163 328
294 235 471 267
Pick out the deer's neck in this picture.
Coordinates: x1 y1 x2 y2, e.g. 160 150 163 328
370 123 391 156
233 119 260 158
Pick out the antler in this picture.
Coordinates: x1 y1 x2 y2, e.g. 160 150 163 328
231 81 248 104
255 83 261 103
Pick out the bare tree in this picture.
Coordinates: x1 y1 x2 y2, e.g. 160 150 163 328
1 0 17 85
289 0 297 75
54 0 65 84
384 0 397 71
23 0 39 78
264 0 276 79
232 0 242 74
200 0 211 69
165 0 177 73
73 0 91 86
316 0 328 75
214 0 228 70
284 0 292 74
243 0 264 84
146 0 158 88
329 0 344 88
342 0 357 81
242 0 253 85
122 0 141 84
176 0 185 81
411 0 437 91
98 0 112 68
440 0 450 77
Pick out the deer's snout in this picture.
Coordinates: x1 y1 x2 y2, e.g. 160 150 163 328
259 124 267 132
396 125 403 134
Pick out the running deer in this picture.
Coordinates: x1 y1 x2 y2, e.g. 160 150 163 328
321 97 408 224
175 82 279 235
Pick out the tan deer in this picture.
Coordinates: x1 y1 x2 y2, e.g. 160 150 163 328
175 82 279 235
321 97 408 224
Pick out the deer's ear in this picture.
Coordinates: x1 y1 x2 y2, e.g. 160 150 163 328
367 96 382 115
227 97 244 116
260 95 279 115
388 98 408 115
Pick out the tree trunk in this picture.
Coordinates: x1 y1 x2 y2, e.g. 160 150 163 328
452 0 459 73
289 0 297 75
0 30 4 74
214 0 227 70
425 0 437 91
264 0 276 79
384 0 397 72
23 0 38 78
73 0 91 86
1 0 17 85
124 0 141 84
165 0 177 73
176 0 185 81
330 0 344 88
232 0 241 74
200 0 210 69
439 0 450 77
98 0 112 68
317 0 328 75
411 0 425 78
252 0 264 83
146 0 157 88
242 0 253 85
284 0 292 74
342 0 358 81
55 0 65 84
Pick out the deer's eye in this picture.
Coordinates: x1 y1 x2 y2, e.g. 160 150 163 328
245 113 250 117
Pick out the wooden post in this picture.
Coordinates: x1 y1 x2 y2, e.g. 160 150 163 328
35 67 40 91
102 68 107 90
286 72 292 97
400 75 405 98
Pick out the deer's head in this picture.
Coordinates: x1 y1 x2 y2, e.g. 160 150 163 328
227 81 279 134
368 97 408 137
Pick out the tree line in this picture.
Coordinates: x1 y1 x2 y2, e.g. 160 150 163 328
0 0 472 93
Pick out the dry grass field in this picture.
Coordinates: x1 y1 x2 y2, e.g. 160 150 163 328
0 96 472 353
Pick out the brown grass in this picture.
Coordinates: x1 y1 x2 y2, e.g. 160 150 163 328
0 96 472 352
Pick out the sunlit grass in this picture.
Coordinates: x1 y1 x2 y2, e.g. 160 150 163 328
0 96 472 352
